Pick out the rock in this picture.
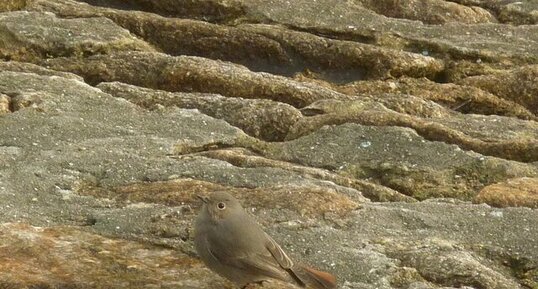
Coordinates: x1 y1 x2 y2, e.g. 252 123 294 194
195 148 413 203
332 77 536 120
474 177 538 208
1 0 538 288
449 0 538 25
0 69 242 226
107 0 245 22
498 1 538 25
10 91 46 111
0 67 369 229
0 222 227 288
42 51 351 107
286 98 538 162
96 81 302 141
0 11 154 62
28 0 538 67
384 238 521 289
236 24 444 80
28 0 445 80
357 0 496 25
0 60 83 80
0 0 26 12
76 178 360 219
230 0 538 65
0 93 10 114
459 65 538 114
279 200 538 289
28 0 297 75
267 123 538 199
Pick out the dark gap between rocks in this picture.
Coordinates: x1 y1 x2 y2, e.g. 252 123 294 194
74 0 248 24
290 26 377 45
73 0 144 11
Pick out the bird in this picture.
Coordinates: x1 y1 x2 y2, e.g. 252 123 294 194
194 191 336 289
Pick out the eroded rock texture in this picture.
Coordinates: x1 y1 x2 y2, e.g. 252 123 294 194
0 0 537 288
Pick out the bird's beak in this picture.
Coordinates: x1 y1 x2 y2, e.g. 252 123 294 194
197 194 209 203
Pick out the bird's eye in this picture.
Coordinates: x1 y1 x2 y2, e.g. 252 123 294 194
217 202 226 210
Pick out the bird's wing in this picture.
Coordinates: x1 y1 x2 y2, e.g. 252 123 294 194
210 247 291 281
264 232 294 269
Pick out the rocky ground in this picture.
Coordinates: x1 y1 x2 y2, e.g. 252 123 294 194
0 0 537 288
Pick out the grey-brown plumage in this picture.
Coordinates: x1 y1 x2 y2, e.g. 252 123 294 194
194 192 336 289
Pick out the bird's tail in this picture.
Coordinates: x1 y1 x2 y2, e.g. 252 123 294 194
291 264 336 289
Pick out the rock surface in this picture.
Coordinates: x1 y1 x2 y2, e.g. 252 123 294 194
474 177 538 208
1 0 537 288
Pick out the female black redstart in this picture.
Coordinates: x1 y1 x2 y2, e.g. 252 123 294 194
194 191 336 289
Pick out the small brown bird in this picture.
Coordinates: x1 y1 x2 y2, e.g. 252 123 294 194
194 192 336 289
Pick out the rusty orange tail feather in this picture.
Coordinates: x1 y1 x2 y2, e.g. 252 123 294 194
291 265 336 289
303 266 336 288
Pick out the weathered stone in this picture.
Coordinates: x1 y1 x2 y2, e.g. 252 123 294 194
28 0 444 80
27 0 295 75
1 0 538 287
239 23 444 80
228 0 538 65
450 0 538 25
384 238 521 289
0 0 26 12
42 51 351 107
328 76 536 120
77 178 360 218
459 65 538 114
474 177 538 208
0 60 83 80
0 11 154 62
0 93 10 114
196 148 414 203
286 99 538 162
104 0 246 22
0 69 367 226
357 0 496 24
97 81 302 141
268 123 538 199
0 222 227 288
285 200 538 289
498 1 538 25
10 91 46 111
32 0 538 66
0 70 245 226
